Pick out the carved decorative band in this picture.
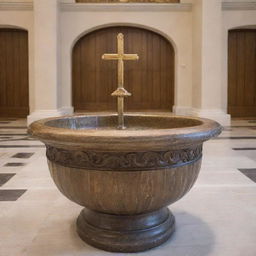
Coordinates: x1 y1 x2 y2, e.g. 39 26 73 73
46 145 202 171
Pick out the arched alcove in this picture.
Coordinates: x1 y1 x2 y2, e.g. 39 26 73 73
0 28 29 117
72 26 175 112
228 28 256 117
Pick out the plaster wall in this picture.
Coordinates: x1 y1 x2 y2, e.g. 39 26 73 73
60 10 193 115
33 0 59 110
201 0 223 110
190 0 232 125
191 0 202 109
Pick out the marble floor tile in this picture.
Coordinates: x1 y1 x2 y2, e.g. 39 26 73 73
0 126 27 129
0 133 27 136
4 162 26 167
238 168 256 182
18 188 63 202
11 152 34 159
0 173 15 186
0 136 12 139
0 145 45 148
196 169 255 186
0 189 26 201
233 147 256 150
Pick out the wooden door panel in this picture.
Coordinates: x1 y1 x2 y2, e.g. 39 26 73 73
0 29 29 117
228 29 256 117
72 26 174 112
228 31 237 107
245 32 256 106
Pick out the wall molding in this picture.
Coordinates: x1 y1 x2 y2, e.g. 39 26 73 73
1 1 255 13
0 2 33 11
60 3 192 12
222 1 256 11
173 106 192 116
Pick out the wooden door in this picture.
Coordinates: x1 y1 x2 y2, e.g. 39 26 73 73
0 28 29 118
228 29 256 118
72 27 174 112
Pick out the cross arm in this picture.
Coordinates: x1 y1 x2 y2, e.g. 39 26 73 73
123 54 139 61
102 54 119 60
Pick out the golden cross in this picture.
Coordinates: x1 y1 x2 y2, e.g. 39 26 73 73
102 33 139 129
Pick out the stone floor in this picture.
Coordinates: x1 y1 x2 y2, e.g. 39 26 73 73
0 117 256 256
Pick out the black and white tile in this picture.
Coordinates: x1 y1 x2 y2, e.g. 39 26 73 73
0 173 16 186
0 119 44 203
0 189 27 201
238 168 256 183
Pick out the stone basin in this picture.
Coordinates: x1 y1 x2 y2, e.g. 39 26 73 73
28 114 222 252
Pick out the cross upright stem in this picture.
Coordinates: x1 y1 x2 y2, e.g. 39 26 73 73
102 33 139 129
117 34 124 88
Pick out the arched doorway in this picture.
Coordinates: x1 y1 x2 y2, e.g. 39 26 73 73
0 28 29 117
228 29 256 118
72 26 175 112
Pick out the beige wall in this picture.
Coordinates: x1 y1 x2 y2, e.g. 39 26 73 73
33 0 59 110
191 0 202 109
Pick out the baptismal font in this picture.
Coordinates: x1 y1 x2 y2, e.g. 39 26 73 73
29 33 222 253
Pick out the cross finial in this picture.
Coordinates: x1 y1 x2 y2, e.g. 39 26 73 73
102 33 139 129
